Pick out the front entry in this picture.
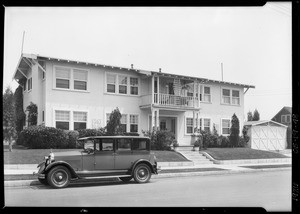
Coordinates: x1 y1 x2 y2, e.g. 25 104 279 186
149 116 177 139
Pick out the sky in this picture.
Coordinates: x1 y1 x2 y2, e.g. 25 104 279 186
3 3 292 121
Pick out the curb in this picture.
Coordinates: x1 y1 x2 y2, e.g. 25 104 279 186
4 167 291 188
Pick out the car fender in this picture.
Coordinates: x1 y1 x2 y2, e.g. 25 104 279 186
45 161 78 178
130 159 155 175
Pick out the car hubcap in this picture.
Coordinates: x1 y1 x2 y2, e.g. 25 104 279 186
137 168 149 181
52 170 67 186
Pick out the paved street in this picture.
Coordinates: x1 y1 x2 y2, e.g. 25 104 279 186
5 170 291 211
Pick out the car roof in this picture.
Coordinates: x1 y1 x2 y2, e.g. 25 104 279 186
77 135 150 141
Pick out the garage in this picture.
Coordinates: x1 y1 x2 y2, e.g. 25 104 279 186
244 120 288 151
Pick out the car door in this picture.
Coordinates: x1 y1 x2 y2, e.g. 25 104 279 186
94 138 115 170
114 138 136 170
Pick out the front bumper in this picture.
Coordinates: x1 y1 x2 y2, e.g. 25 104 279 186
153 164 161 174
33 162 46 179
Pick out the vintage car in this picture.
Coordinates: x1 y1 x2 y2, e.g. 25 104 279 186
34 136 159 188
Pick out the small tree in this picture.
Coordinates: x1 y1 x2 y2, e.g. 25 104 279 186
252 109 260 121
247 111 253 121
26 102 38 126
14 85 26 134
3 87 17 152
106 107 122 135
229 113 240 147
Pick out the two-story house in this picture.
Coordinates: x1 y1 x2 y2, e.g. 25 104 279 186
13 53 255 146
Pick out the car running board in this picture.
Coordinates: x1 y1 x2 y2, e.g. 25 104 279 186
78 175 132 180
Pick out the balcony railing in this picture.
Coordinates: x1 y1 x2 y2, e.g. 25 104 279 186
153 93 199 108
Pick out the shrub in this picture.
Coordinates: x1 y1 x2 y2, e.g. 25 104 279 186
121 132 140 136
142 130 175 150
200 130 218 148
218 135 230 148
229 113 240 147
64 130 79 148
77 128 106 138
17 126 68 149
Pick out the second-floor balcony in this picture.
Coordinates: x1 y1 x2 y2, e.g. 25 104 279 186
141 93 200 109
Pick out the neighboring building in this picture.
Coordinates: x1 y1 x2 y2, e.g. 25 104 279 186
13 53 255 146
244 120 288 151
271 106 292 149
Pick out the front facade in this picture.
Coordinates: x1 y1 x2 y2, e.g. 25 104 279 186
13 53 255 146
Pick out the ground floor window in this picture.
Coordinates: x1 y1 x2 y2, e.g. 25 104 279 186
120 114 127 132
74 111 87 130
130 115 139 132
203 118 211 132
55 110 70 130
186 118 193 134
222 119 231 135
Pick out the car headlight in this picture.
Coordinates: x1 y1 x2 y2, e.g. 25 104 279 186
49 152 55 161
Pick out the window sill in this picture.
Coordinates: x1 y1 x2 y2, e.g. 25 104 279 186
220 103 241 107
104 92 140 97
53 88 90 93
200 101 212 104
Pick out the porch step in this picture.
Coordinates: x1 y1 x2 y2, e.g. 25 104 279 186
176 146 195 151
177 150 214 166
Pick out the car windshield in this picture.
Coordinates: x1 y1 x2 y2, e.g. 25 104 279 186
84 140 94 152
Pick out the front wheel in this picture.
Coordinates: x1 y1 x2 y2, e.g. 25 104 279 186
133 164 151 183
47 166 70 188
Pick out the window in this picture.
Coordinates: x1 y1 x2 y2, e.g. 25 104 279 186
203 119 211 132
42 111 45 122
130 77 139 95
281 114 291 123
74 69 88 90
117 138 131 151
120 114 127 132
222 89 230 104
118 75 128 94
160 121 167 130
27 78 32 91
55 67 70 89
130 115 139 132
132 139 149 151
23 80 27 92
42 72 45 80
106 113 111 125
232 90 240 105
186 118 193 134
55 110 70 130
100 139 114 151
107 74 116 93
222 119 231 135
203 86 211 102
74 111 87 130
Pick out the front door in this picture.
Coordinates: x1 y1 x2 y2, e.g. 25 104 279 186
94 138 115 170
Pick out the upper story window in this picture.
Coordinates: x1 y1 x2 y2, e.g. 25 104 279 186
119 75 128 94
221 119 231 135
222 88 240 105
200 85 211 102
74 111 87 130
281 114 291 123
27 77 32 91
106 73 139 96
55 66 88 91
55 67 71 89
106 74 116 93
74 69 88 90
55 110 70 130
130 77 139 95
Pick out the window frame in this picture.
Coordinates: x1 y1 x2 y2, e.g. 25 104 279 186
55 110 70 130
73 111 88 130
281 114 291 123
200 85 212 103
203 118 211 133
53 65 89 92
221 87 241 106
27 77 32 91
186 117 194 135
73 69 88 91
221 118 231 136
130 114 139 133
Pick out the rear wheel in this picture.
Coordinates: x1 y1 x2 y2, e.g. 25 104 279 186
119 176 132 182
47 166 70 188
133 164 151 183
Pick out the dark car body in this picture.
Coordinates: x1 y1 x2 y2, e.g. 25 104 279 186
35 136 159 188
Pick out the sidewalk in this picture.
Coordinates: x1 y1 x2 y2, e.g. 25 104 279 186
4 159 292 187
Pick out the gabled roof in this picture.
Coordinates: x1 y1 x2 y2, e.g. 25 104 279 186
13 53 255 89
271 106 292 120
244 120 288 128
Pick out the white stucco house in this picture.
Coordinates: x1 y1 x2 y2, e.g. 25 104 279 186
13 53 255 146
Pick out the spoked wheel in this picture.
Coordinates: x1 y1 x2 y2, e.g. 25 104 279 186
119 176 133 183
38 178 48 185
47 166 70 188
133 164 151 183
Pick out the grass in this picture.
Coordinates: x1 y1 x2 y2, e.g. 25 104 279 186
203 148 289 160
3 146 189 164
241 164 291 169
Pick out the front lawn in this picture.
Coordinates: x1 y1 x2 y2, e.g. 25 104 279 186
3 147 189 164
203 148 289 160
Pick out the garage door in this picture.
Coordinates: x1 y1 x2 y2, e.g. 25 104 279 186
251 126 287 151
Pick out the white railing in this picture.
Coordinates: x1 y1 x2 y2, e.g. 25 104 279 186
154 93 199 108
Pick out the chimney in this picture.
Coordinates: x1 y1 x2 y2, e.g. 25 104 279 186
131 64 134 69
159 68 161 72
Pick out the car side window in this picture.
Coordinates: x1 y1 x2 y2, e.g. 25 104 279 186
117 138 131 151
101 139 114 151
132 139 149 151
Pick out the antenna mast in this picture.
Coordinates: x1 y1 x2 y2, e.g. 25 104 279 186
221 62 224 81
21 31 25 55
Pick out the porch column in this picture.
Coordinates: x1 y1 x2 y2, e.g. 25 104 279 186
157 75 160 104
198 82 201 108
196 112 200 132
156 109 160 129
151 108 160 131
151 75 154 104
193 111 196 134
193 80 196 107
